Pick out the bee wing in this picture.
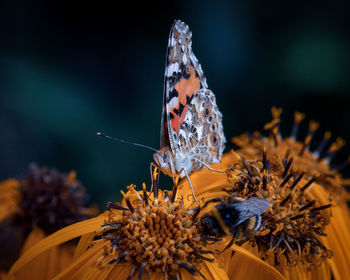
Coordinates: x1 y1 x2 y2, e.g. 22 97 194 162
233 197 270 224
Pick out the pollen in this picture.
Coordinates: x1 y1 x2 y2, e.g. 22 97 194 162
94 178 215 279
225 150 333 271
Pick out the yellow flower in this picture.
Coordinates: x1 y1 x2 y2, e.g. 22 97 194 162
233 107 348 202
0 164 97 279
179 109 350 280
8 172 283 280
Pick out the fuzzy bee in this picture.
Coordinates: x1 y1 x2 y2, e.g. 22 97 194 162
200 196 270 249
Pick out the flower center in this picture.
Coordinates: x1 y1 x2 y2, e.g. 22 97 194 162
232 107 348 200
20 163 92 235
226 152 333 270
95 184 214 279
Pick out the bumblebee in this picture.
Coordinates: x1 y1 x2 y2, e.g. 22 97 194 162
200 196 270 247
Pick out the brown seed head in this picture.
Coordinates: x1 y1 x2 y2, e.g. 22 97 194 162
95 185 215 279
20 163 95 235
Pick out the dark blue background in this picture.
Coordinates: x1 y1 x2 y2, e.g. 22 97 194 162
1 0 349 206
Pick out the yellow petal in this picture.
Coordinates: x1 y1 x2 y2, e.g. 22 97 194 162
8 215 106 279
53 241 105 280
304 182 332 224
105 265 135 280
0 179 21 221
283 265 308 280
73 232 96 260
209 241 285 280
20 227 45 254
200 261 229 280
180 268 202 280
225 248 285 280
322 206 350 280
307 261 331 280
0 270 8 280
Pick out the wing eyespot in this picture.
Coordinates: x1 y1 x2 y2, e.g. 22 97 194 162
212 135 218 146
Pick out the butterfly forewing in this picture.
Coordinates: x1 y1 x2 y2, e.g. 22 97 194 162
155 20 226 178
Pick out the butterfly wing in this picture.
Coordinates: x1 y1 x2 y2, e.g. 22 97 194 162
160 20 207 152
177 89 226 173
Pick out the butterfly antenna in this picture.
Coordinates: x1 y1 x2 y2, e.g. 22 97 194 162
96 132 158 152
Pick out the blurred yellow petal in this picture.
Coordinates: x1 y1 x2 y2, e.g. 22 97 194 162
305 178 350 280
283 265 308 280
322 204 350 280
8 215 106 279
105 266 134 280
20 227 46 254
227 252 285 280
53 242 105 280
0 270 7 280
0 179 21 221
307 262 331 280
73 231 96 260
200 261 229 280
217 243 285 280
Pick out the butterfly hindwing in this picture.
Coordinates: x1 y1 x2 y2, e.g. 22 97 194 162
175 88 226 172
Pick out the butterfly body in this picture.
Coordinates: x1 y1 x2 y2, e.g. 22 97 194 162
154 20 226 179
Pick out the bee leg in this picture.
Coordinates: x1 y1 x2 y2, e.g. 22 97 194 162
190 197 222 218
220 236 236 253
202 197 223 210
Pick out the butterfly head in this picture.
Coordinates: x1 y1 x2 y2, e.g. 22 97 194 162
153 148 175 177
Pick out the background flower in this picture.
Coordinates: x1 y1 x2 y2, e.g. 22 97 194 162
0 164 97 279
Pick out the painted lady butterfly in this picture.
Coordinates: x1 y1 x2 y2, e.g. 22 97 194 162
153 20 226 185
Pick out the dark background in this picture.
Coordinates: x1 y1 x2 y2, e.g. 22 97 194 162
1 0 350 206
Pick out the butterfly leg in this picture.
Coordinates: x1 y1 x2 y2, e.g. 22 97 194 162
193 158 226 173
220 236 236 253
170 176 180 203
180 168 200 206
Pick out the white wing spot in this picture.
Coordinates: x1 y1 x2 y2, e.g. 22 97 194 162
182 54 187 64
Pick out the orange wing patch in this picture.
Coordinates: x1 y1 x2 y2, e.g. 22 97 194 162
170 67 200 134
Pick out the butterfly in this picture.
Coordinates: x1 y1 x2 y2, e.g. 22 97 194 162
153 20 226 190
